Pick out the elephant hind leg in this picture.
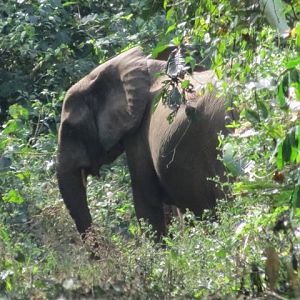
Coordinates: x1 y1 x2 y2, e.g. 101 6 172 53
163 204 183 226
125 135 167 240
134 197 166 240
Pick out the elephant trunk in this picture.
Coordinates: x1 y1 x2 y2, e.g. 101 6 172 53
57 167 92 237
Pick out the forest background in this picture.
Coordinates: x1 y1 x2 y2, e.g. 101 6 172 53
0 0 299 299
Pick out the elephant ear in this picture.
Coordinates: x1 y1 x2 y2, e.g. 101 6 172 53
89 47 151 151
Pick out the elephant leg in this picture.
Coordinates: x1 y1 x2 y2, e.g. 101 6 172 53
124 137 166 239
132 186 166 239
163 204 183 226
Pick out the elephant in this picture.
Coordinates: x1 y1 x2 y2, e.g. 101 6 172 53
57 47 230 240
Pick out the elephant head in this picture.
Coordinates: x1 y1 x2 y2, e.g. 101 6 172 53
57 47 152 236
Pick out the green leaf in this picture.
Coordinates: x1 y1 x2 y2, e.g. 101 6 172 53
280 127 300 164
63 1 77 6
152 44 170 59
121 14 133 21
181 80 190 89
290 69 299 83
289 128 298 163
218 39 226 55
152 93 162 113
257 100 269 119
166 24 176 34
292 186 300 209
245 108 260 124
292 82 300 100
286 57 300 69
152 85 169 113
297 126 300 163
295 23 300 52
2 120 19 134
282 136 291 162
166 7 173 22
163 0 169 9
184 56 196 70
3 190 24 204
223 143 243 176
172 35 182 46
216 249 226 258
214 67 223 79
277 82 287 110
9 104 29 119
276 141 284 169
214 53 222 66
0 226 10 243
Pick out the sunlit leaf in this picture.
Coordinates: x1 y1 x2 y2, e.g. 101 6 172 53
9 104 29 120
166 24 176 34
181 79 190 89
2 120 19 134
121 14 133 21
3 190 24 204
166 7 173 22
163 0 169 9
289 130 298 163
62 1 77 7
218 39 226 54
172 35 182 46
152 44 170 59
286 57 300 69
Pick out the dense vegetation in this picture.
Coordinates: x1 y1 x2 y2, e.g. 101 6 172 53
0 0 299 298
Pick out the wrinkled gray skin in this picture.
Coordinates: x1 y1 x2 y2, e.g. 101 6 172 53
57 47 228 239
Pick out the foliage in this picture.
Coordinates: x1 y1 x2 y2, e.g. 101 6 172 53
0 0 300 299
152 47 195 123
0 0 164 124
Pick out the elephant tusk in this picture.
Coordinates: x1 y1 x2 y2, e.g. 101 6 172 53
81 169 87 189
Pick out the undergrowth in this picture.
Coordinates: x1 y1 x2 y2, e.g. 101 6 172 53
0 155 299 299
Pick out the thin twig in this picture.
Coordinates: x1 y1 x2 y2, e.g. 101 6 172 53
166 120 191 168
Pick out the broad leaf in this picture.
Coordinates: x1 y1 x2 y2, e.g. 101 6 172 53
3 190 24 204
245 108 260 124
